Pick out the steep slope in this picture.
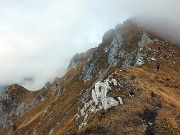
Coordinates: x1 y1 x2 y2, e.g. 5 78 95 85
0 19 180 135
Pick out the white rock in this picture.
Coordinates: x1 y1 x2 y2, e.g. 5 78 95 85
104 97 119 110
94 81 102 98
92 89 98 105
117 97 123 105
76 78 124 131
111 79 117 86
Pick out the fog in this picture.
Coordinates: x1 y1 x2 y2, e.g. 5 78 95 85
0 0 179 90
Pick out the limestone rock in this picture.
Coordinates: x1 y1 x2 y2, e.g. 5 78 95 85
82 60 98 83
92 79 121 110
16 102 29 116
67 53 85 71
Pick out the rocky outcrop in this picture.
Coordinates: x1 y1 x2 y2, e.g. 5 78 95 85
0 84 47 129
74 78 123 130
0 93 15 128
80 26 157 84
31 92 45 106
44 82 50 89
91 79 123 110
67 48 97 72
107 32 124 66
16 102 29 116
82 60 98 83
67 53 85 71
51 84 58 96
102 29 116 42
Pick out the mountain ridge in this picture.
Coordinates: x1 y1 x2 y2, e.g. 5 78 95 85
0 18 180 135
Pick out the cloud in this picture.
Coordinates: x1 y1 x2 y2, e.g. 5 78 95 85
0 0 179 90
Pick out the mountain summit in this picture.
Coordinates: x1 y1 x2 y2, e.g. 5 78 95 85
0 18 180 135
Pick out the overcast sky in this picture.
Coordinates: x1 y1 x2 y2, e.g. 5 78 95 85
0 0 179 90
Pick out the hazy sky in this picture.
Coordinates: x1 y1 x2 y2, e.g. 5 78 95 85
0 0 179 90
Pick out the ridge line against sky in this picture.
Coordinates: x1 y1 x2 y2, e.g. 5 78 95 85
0 0 179 90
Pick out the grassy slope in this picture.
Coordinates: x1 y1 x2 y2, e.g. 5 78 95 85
78 64 180 135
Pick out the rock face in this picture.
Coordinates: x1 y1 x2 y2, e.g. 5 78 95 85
82 60 98 82
80 23 157 84
30 92 45 106
0 90 16 128
16 102 29 116
67 53 85 71
102 29 116 42
107 32 124 66
67 48 96 72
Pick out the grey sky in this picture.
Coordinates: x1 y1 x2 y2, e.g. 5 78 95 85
0 0 179 90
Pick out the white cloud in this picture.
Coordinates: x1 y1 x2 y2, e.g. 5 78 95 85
0 0 179 90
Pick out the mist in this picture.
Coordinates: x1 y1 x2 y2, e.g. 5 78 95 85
0 0 179 91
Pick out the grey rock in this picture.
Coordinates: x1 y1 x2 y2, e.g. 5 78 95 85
82 60 98 83
138 33 153 47
9 108 16 116
57 86 62 96
134 52 144 66
16 102 29 116
51 84 58 96
0 103 6 112
81 89 90 104
44 82 50 89
0 113 7 126
122 53 136 67
102 29 115 42
63 88 67 93
43 104 52 116
87 55 93 62
31 92 45 106
108 33 124 67
67 53 85 71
